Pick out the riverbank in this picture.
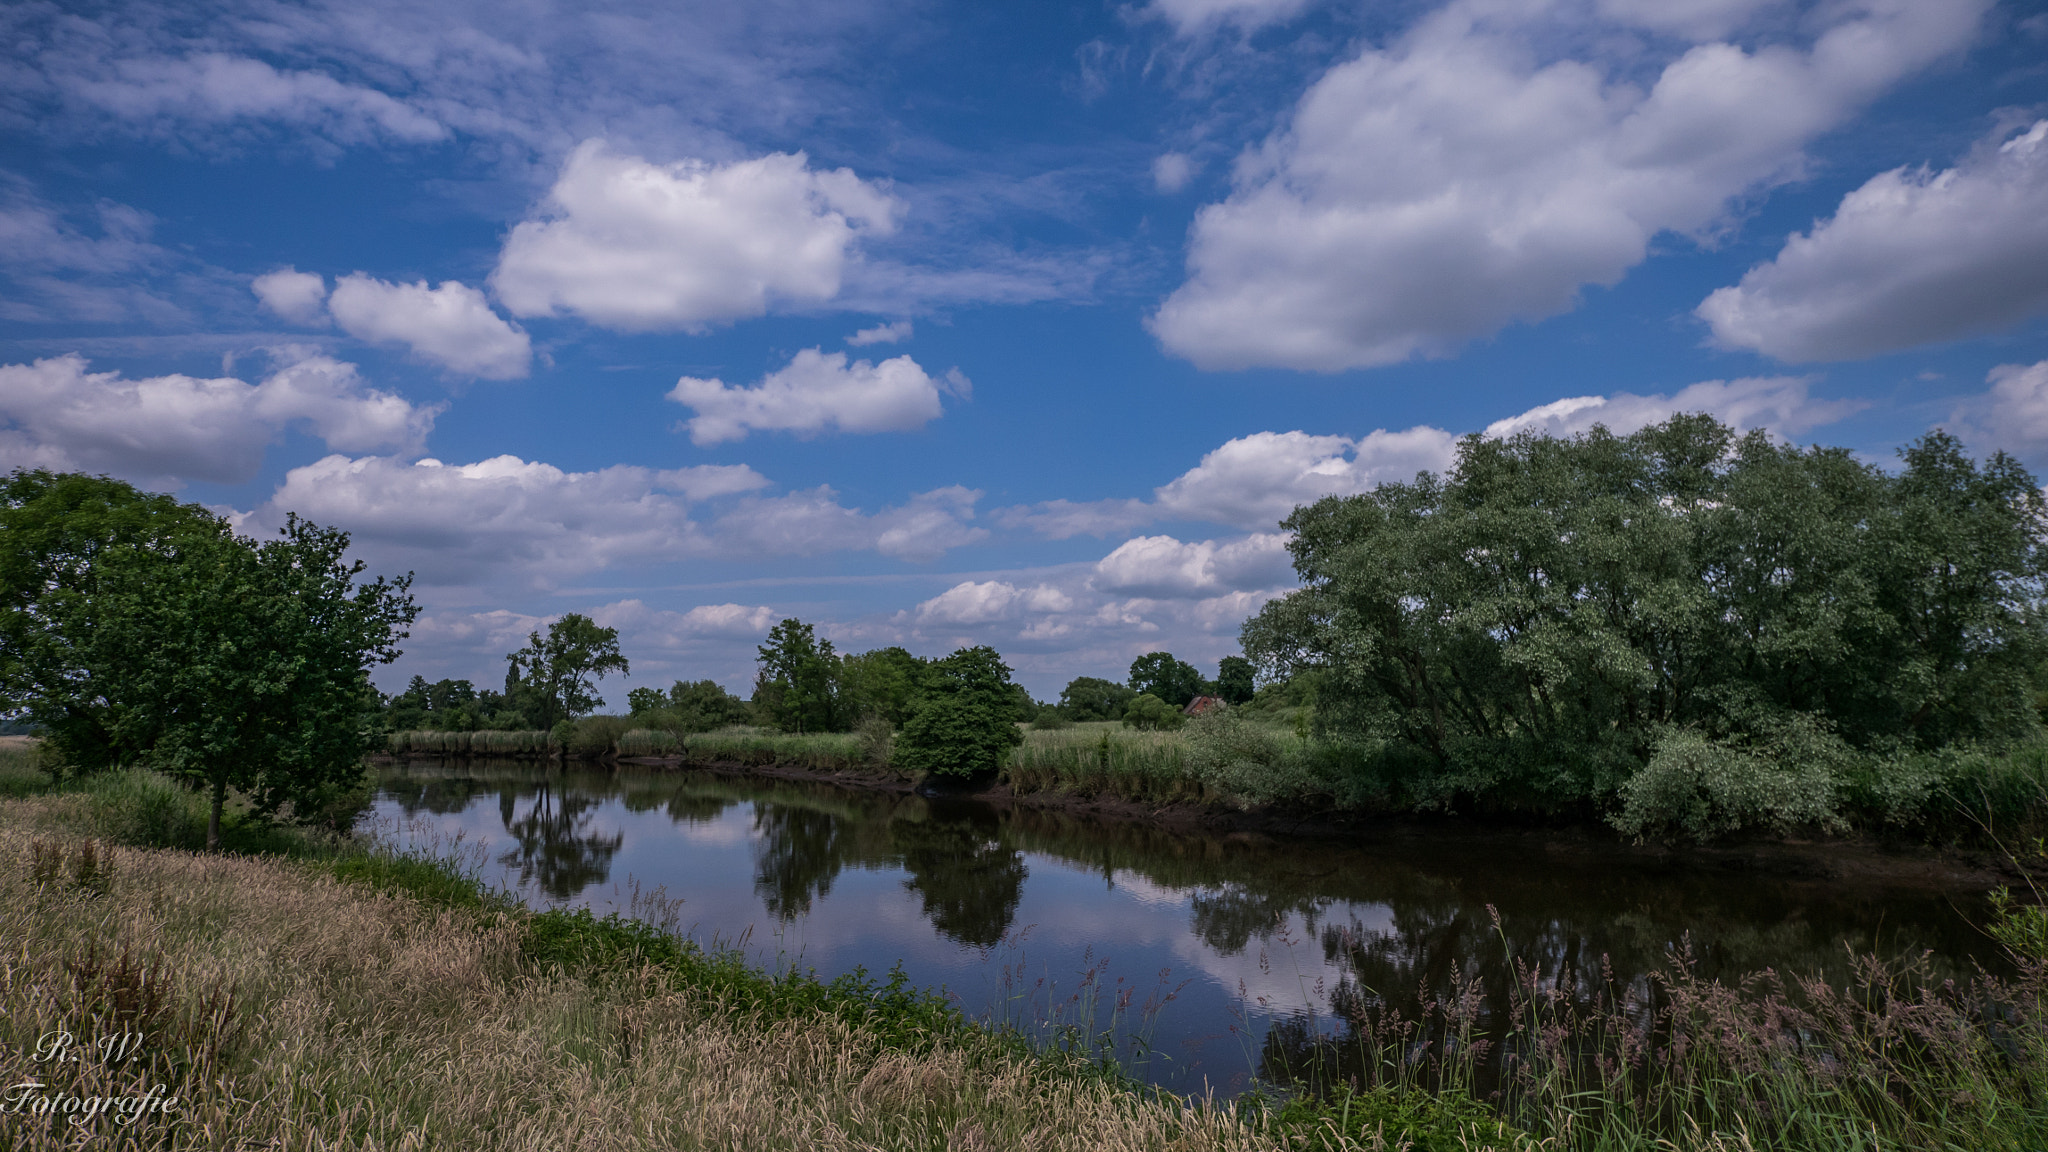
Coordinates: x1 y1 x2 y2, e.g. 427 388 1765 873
0 758 1308 1151
411 746 2024 895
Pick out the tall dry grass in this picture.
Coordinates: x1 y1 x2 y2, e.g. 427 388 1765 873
0 791 1340 1151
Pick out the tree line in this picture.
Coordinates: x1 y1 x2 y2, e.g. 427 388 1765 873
1243 416 2048 834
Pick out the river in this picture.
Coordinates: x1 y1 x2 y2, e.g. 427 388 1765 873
371 759 2001 1097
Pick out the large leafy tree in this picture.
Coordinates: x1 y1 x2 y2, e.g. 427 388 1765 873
505 614 629 730
8 485 418 847
1 470 215 768
1128 651 1205 707
895 646 1027 778
754 617 841 733
1243 417 2048 811
838 646 928 726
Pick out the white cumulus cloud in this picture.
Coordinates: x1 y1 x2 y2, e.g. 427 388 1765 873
1091 533 1295 600
252 267 330 326
0 353 434 487
327 275 532 379
1481 376 1859 441
669 348 961 445
710 484 988 563
997 376 1856 535
492 141 900 332
1698 120 2048 362
1150 0 1989 370
1949 360 2048 458
914 580 1075 626
589 600 781 644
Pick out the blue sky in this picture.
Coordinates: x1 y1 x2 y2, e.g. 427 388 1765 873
3 0 2046 702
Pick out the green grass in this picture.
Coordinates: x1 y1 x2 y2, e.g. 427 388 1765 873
1007 722 1207 804
681 725 878 773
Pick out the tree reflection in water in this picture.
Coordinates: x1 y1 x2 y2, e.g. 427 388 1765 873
752 804 857 918
496 783 624 900
892 803 1026 949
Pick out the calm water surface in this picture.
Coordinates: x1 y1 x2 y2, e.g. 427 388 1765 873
372 760 2000 1095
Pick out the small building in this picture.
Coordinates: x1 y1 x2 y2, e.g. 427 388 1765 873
1183 695 1225 717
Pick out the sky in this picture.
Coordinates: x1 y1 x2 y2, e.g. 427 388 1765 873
2 0 2046 704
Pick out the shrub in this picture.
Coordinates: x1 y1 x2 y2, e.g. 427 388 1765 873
1612 722 1846 841
1121 693 1184 731
1030 706 1069 730
566 714 633 758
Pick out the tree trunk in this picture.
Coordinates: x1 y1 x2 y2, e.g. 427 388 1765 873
208 774 225 851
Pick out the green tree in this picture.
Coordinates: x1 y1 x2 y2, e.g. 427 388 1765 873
838 646 928 726
1057 675 1134 721
1122 693 1184 731
0 470 216 770
895 646 1027 778
505 614 629 731
754 618 841 733
20 506 417 848
1242 417 2048 818
1128 651 1205 707
1216 655 1257 705
626 686 667 716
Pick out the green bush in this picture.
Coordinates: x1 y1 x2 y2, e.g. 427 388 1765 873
1612 723 1846 841
1121 693 1184 731
1030 706 1069 730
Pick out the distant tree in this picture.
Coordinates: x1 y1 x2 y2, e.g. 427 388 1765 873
754 618 841 733
1122 693 1184 731
505 614 629 731
1057 676 1135 721
896 646 1028 778
838 646 928 726
626 686 666 716
1128 651 1205 707
19 503 417 848
1216 656 1257 705
664 679 752 732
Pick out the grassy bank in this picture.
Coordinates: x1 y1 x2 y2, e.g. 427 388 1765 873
12 744 2048 1148
0 749 1296 1151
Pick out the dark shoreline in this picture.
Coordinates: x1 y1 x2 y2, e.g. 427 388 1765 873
375 750 2024 895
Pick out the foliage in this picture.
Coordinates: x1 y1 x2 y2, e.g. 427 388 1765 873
616 727 680 757
1031 706 1070 730
5 481 417 848
1245 417 2048 829
838 646 929 727
505 614 628 731
895 646 1027 778
1129 651 1206 708
755 617 842 733
1122 693 1185 731
1216 655 1257 705
625 686 665 715
564 713 633 757
1058 676 1136 721
1611 721 1850 840
0 470 217 771
632 678 754 734
1006 724 1200 804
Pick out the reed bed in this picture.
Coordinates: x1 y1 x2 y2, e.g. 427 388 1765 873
616 728 680 757
1260 916 2048 1152
681 727 875 773
1007 723 1208 804
0 792 1306 1152
386 729 551 756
